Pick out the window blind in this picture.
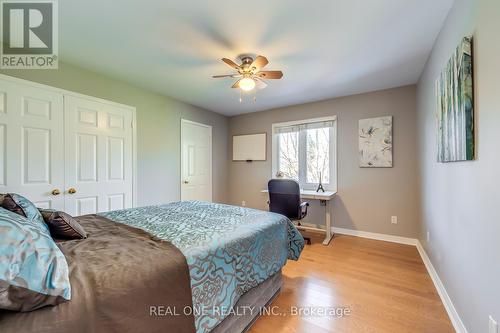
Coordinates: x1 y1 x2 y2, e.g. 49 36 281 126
273 120 334 134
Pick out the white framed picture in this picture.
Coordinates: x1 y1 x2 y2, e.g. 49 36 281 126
359 116 393 167
232 133 266 161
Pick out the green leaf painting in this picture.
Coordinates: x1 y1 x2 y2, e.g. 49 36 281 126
436 36 474 162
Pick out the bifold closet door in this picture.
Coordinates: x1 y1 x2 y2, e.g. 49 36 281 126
0 79 65 210
64 95 133 216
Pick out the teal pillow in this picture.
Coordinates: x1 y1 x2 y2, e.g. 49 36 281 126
0 207 71 311
0 193 49 234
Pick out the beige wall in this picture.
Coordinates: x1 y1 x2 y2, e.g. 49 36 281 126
416 0 500 331
0 63 228 206
228 85 419 238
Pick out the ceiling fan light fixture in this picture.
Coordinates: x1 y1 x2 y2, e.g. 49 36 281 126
239 77 256 91
213 55 282 94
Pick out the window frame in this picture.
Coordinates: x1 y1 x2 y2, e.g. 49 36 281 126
271 116 338 191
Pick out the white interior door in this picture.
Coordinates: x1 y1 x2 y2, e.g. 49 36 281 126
181 119 212 202
64 95 133 216
0 79 65 210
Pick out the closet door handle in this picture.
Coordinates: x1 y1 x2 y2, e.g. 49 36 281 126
68 188 77 194
51 189 61 196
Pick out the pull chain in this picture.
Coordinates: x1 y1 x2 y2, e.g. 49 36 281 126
238 90 257 103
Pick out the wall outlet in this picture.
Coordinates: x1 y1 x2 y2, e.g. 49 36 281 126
391 216 398 224
241 201 246 207
427 231 430 243
490 316 498 333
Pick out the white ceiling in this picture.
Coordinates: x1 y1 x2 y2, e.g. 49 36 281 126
59 0 453 116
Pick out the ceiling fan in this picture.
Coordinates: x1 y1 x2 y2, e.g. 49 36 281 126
212 55 283 92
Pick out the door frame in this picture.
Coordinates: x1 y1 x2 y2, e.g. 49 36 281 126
180 118 212 202
0 74 138 208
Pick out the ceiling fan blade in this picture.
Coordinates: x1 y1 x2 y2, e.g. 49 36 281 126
222 58 241 70
231 79 242 88
256 70 283 79
251 55 269 70
212 74 242 78
254 77 268 90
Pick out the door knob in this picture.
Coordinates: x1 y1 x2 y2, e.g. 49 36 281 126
183 180 189 184
51 189 61 196
68 188 77 194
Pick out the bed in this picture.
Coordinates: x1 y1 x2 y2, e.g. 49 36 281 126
0 201 304 333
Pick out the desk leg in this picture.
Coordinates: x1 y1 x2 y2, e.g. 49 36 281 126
322 200 334 245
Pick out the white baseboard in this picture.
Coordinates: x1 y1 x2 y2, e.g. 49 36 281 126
299 223 417 246
416 241 468 333
317 226 466 333
332 226 418 246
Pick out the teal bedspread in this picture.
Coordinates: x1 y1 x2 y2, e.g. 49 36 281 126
100 201 304 333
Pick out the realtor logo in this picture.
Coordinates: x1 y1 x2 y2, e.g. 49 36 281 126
1 0 58 69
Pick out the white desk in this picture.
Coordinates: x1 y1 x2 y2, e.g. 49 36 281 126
261 189 336 245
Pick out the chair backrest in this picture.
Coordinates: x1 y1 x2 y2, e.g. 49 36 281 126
267 179 301 220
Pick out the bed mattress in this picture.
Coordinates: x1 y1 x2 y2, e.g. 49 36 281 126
0 201 303 333
100 201 304 333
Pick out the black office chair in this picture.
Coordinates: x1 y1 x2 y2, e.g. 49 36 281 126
267 179 311 245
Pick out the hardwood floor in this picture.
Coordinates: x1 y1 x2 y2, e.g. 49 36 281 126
249 232 454 333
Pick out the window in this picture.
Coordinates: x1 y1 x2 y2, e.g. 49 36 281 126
277 131 299 179
272 117 337 191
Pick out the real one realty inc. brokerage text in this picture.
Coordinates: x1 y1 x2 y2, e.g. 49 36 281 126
149 305 352 318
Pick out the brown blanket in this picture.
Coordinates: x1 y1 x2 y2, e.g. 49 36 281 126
0 215 196 333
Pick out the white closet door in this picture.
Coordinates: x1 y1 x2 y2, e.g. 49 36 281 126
181 119 212 202
0 79 65 210
64 95 133 216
